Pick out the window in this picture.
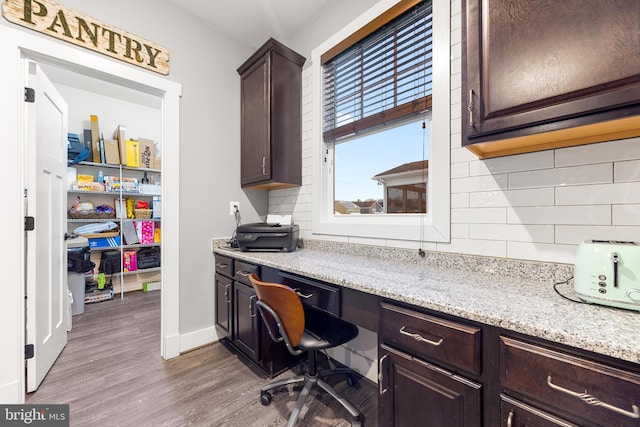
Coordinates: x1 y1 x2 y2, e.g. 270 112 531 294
322 1 432 142
311 0 450 242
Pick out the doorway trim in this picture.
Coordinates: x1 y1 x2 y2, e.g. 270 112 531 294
0 25 181 403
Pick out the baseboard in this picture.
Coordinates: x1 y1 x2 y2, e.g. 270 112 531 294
163 333 181 359
0 379 24 404
179 326 217 354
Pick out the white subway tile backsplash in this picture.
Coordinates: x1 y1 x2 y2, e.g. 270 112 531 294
451 223 470 238
267 1 640 266
507 205 611 225
471 224 554 243
507 241 577 264
451 162 469 179
451 193 469 209
614 160 640 182
508 163 612 189
470 188 554 208
556 225 640 245
451 146 478 164
436 238 506 257
556 182 640 205
451 173 508 194
469 150 554 176
451 207 506 224
555 137 640 167
613 204 640 225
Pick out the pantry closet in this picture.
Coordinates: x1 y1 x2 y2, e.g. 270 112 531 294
0 26 181 402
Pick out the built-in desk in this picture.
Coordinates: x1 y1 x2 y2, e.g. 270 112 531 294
213 243 640 426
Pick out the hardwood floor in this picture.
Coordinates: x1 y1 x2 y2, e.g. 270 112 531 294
27 291 378 426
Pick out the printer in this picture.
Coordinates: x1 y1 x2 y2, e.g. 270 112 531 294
236 222 299 252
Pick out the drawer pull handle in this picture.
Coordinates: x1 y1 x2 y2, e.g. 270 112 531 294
506 411 513 427
399 326 443 346
467 89 475 128
249 295 257 318
547 376 640 419
294 289 313 299
225 284 231 304
236 270 252 277
378 354 388 395
216 263 228 268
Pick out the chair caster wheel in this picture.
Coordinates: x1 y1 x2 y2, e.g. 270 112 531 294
260 391 272 406
346 374 356 387
351 415 363 426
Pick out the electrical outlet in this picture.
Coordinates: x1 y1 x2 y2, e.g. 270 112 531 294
229 201 239 215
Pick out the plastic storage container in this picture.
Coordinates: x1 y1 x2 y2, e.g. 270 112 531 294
67 236 93 315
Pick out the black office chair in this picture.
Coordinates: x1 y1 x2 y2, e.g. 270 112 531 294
248 273 362 427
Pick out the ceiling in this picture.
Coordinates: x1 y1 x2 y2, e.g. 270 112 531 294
166 0 338 49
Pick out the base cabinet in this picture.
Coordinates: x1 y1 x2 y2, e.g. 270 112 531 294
232 281 260 362
214 273 232 340
214 254 300 377
379 344 482 427
214 254 640 424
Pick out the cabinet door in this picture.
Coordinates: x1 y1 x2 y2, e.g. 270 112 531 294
463 0 640 146
379 344 482 427
214 273 232 339
233 281 260 362
240 54 271 187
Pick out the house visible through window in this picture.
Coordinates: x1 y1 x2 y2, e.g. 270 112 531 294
322 0 433 215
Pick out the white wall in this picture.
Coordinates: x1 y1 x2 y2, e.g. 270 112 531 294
270 0 640 266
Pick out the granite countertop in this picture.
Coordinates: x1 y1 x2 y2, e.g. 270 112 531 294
213 243 640 365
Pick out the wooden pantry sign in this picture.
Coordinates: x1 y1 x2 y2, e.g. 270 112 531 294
2 0 170 75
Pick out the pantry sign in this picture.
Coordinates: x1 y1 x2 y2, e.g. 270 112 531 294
2 0 170 75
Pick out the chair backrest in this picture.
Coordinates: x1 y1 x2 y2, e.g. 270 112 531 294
249 273 305 348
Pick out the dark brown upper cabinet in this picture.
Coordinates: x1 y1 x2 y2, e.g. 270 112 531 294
462 0 640 159
237 38 305 189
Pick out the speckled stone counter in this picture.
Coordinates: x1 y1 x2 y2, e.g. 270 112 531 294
213 240 640 365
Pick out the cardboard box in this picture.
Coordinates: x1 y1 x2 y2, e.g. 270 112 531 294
138 138 155 169
142 281 161 292
88 236 121 248
153 156 161 170
104 139 120 164
115 125 126 165
90 115 101 163
125 139 140 168
140 184 161 195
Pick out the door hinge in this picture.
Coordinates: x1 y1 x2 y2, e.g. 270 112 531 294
25 344 34 360
24 87 35 103
25 216 35 231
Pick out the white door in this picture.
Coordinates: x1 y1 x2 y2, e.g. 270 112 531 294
25 61 68 393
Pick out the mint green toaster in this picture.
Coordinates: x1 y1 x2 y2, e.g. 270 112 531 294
574 240 640 311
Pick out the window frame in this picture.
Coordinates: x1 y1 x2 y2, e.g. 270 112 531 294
310 0 450 243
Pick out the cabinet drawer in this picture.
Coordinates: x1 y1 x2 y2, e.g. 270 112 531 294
234 260 260 285
500 394 578 427
214 254 233 278
279 272 339 316
380 302 482 375
500 336 640 426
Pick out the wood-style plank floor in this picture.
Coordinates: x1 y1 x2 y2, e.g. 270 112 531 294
26 291 378 426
